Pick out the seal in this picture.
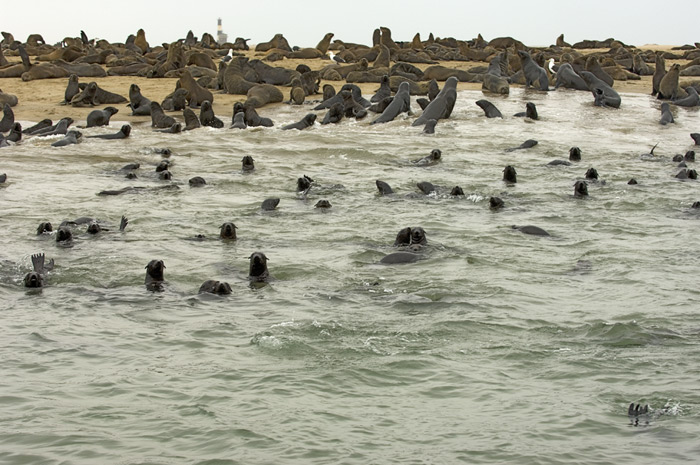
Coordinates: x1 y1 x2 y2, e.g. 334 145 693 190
585 168 599 180
417 181 435 194
376 180 394 195
574 180 588 197
86 106 118 127
62 74 80 104
315 200 332 209
652 54 666 96
476 99 502 118
371 75 392 103
56 226 73 243
156 123 181 134
393 227 412 246
410 227 427 246
22 119 52 135
179 69 213 108
297 175 314 193
51 130 82 147
242 156 255 171
248 252 270 282
505 139 538 152
0 103 14 132
24 253 54 288
379 251 420 264
569 147 582 161
70 82 98 107
33 117 73 137
5 122 21 143
554 63 588 91
412 76 458 126
86 216 128 234
183 108 201 130
512 225 550 236
412 149 442 166
37 222 53 234
450 186 464 196
489 196 504 210
673 87 700 107
659 102 674 125
230 111 246 129
281 113 316 130
503 165 517 183
162 88 189 111
199 280 232 295
370 81 411 124
150 102 176 128
220 222 238 239
513 102 538 119
657 64 680 100
321 102 344 125
517 50 549 91
580 71 621 108
691 133 700 145
261 198 280 211
189 176 206 187
199 100 223 128
87 124 131 139
145 259 165 291
128 84 152 116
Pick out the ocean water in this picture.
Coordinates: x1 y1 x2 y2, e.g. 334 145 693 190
1 88 699 464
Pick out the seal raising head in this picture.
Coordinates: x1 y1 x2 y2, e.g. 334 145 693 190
248 252 270 282
219 222 238 239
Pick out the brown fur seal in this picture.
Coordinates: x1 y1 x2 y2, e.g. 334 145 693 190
658 64 681 100
179 69 213 108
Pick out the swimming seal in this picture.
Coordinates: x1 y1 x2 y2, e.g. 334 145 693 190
691 133 700 145
574 180 589 197
503 165 517 183
514 102 538 119
219 222 238 239
56 226 73 243
417 181 435 194
86 106 118 127
412 149 442 166
476 99 502 118
248 252 270 282
659 102 674 125
189 176 206 187
376 180 394 195
23 253 54 288
199 280 232 295
51 130 82 147
489 196 504 210
505 139 538 152
34 118 72 137
512 225 550 236
393 227 412 246
569 147 582 161
145 259 165 291
321 103 344 125
261 198 280 211
315 200 332 209
585 168 599 180
22 119 52 135
87 124 131 139
242 156 255 171
37 222 53 234
379 251 420 264
281 113 316 130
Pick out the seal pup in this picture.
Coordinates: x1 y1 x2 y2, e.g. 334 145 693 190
376 180 394 195
56 226 73 244
412 149 442 166
574 180 589 197
517 50 549 91
24 253 54 288
183 108 201 131
476 99 503 118
393 227 412 246
261 198 280 211
248 252 270 282
199 100 223 128
145 259 165 291
220 222 238 239
503 165 517 183
23 119 52 135
569 147 582 161
33 118 72 137
128 84 152 116
51 130 82 147
691 133 700 145
321 103 344 125
230 111 246 129
242 156 255 171
198 280 232 295
87 124 131 139
86 107 118 127
554 63 588 91
505 139 538 152
659 102 674 125
412 76 458 127
5 122 21 143
281 113 316 130
514 102 538 120
512 225 550 237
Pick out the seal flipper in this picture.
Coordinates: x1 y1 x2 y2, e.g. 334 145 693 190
120 216 128 231
18 46 31 72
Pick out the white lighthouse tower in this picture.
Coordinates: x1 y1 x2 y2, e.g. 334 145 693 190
217 18 228 45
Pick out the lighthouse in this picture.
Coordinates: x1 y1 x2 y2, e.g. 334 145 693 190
217 18 228 45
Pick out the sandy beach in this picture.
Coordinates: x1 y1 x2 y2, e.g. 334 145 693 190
0 43 693 126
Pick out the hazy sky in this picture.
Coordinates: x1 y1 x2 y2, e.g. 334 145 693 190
5 0 697 49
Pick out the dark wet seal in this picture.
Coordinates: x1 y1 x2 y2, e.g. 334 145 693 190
155 160 170 172
189 176 206 187
503 165 517 183
411 148 442 166
126 172 137 179
585 168 599 180
56 226 72 243
410 227 427 245
380 251 420 264
673 154 684 162
86 216 128 234
548 159 571 166
23 253 54 288
199 280 232 295
569 147 582 161
417 181 435 195
219 222 238 239
261 198 280 211
376 180 393 195
0 173 6 183
242 155 255 172
297 175 314 193
159 170 172 180
489 196 504 210
676 169 698 180
393 227 411 246
315 200 332 208
505 139 538 152
450 186 464 196
36 222 53 234
512 225 550 236
691 133 700 145
691 201 700 209
154 148 172 156
574 180 589 197
145 259 165 291
628 178 638 185
248 252 270 282
685 150 695 162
